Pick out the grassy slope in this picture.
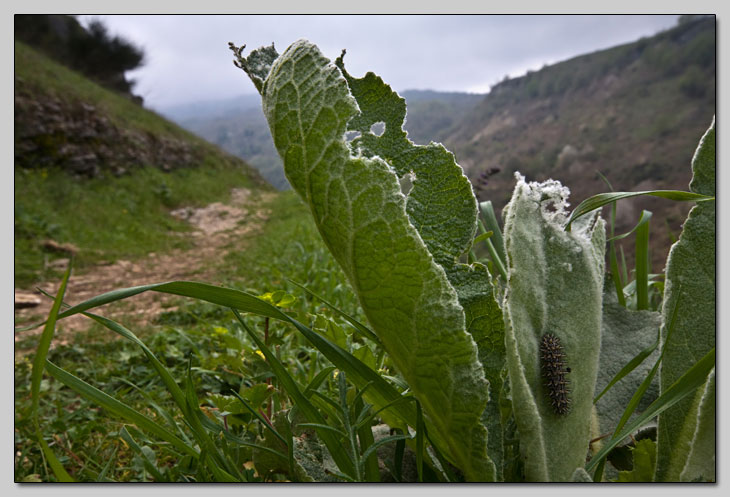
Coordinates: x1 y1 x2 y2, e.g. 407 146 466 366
15 41 271 287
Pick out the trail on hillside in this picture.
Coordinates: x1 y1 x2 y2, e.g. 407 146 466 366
15 188 276 355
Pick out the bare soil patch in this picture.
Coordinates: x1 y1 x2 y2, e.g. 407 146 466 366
15 188 276 354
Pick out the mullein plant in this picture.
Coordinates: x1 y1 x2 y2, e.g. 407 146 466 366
26 39 714 482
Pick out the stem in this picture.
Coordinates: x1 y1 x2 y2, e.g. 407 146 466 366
264 317 272 419
478 219 508 280
609 201 626 306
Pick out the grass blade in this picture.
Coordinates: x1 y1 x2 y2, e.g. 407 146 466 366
37 435 74 482
303 366 337 397
594 329 659 404
416 401 424 482
586 347 715 473
598 173 625 307
634 210 652 310
613 286 682 437
183 359 243 481
234 310 357 479
44 360 198 458
393 430 405 481
25 280 425 461
297 423 347 438
228 389 287 445
30 262 74 482
31 263 71 416
479 200 506 264
593 286 681 481
360 434 412 467
607 210 653 243
566 190 712 230
120 426 166 482
81 311 187 409
354 394 380 482
477 218 507 280
287 279 381 346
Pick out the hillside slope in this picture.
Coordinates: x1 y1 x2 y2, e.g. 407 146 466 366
446 16 715 268
14 41 271 287
164 90 486 191
165 96 288 190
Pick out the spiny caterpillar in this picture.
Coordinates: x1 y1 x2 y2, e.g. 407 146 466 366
540 333 571 415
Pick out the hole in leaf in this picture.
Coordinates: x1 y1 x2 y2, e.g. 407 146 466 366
400 172 415 196
346 130 361 142
370 122 385 137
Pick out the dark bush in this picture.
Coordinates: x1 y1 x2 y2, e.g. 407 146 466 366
15 15 144 97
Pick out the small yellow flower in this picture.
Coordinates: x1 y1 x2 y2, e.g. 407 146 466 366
212 326 228 335
255 349 266 360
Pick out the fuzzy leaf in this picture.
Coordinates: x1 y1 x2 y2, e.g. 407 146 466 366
234 39 495 481
336 47 505 481
570 467 593 482
655 118 715 481
596 283 661 435
680 368 715 482
502 174 605 481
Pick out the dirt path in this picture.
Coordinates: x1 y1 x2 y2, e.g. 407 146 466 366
15 188 276 353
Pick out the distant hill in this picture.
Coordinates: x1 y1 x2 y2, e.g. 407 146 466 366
399 90 485 145
445 15 715 269
161 90 485 190
160 95 288 190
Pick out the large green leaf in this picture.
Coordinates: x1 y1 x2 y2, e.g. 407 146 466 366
655 118 715 481
679 368 715 482
232 40 495 481
502 174 605 481
595 284 661 435
335 53 506 478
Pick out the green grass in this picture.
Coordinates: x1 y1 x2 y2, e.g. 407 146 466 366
217 190 361 320
14 190 377 482
15 159 258 288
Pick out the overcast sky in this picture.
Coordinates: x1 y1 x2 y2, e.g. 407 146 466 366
77 15 680 111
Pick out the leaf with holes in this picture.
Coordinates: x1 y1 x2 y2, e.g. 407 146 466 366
231 39 501 481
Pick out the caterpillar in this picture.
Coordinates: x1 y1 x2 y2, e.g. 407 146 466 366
540 333 571 415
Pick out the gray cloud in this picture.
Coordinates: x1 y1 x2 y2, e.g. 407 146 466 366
78 14 679 110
